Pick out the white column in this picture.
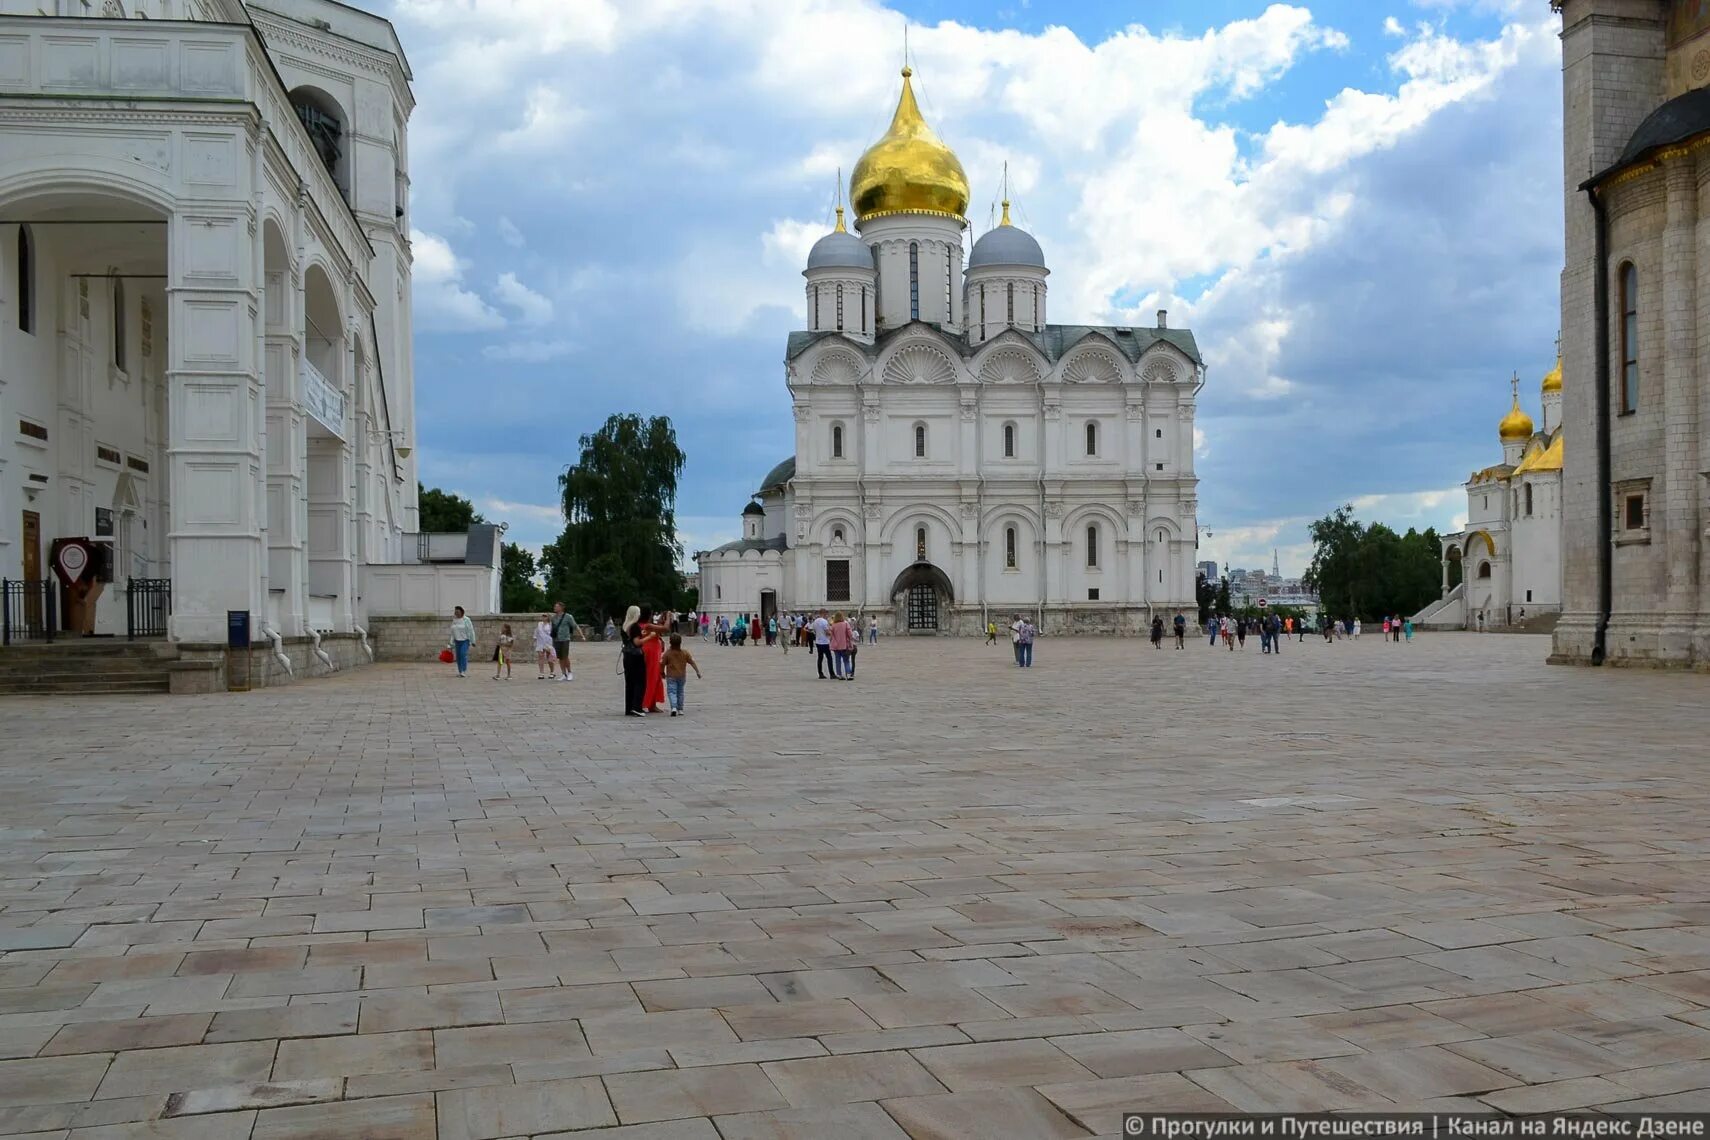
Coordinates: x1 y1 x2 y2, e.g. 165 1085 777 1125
166 207 267 643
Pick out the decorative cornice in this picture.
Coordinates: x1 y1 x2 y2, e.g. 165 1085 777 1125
250 13 413 113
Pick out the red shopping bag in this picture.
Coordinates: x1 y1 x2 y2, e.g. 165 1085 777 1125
438 648 455 664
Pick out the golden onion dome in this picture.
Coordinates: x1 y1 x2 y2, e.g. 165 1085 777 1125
1499 394 1535 441
1541 354 1562 394
850 67 970 224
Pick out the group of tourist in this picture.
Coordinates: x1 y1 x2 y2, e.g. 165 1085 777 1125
618 607 701 717
1316 615 1413 643
443 601 583 680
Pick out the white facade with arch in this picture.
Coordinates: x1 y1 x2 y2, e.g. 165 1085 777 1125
0 0 422 655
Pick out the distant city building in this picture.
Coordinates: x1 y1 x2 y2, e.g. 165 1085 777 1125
1198 560 1220 582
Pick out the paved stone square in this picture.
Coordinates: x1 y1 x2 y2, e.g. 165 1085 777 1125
0 631 1706 1137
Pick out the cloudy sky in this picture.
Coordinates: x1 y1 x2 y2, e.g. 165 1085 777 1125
385 0 1563 578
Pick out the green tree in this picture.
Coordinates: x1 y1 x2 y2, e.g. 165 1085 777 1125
418 483 483 533
500 542 549 613
1195 572 1216 623
1214 576 1232 616
1304 505 1446 621
550 414 686 625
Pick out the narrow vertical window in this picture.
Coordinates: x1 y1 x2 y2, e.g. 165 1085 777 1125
1007 282 1014 324
1086 524 1099 569
113 278 126 371
914 423 926 458
836 284 844 331
861 285 868 334
1032 286 1039 328
1524 483 1533 517
1619 261 1638 414
977 287 984 334
1003 422 1015 458
1086 421 1098 456
16 225 34 335
1005 526 1017 569
916 526 927 561
909 242 920 321
832 423 843 460
945 247 952 318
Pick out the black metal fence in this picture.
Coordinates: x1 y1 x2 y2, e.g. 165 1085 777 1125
1 579 58 645
126 578 171 640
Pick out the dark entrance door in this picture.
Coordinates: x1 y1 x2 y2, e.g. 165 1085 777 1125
21 511 41 627
760 590 776 627
906 582 938 631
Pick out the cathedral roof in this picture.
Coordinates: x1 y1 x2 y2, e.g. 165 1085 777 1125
758 456 795 492
968 210 1046 270
704 535 787 557
1468 462 1515 485
1513 431 1564 475
742 500 765 516
785 323 1201 366
806 207 876 272
1615 86 1710 170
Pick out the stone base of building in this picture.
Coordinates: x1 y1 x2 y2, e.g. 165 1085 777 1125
170 633 373 694
1549 610 1710 670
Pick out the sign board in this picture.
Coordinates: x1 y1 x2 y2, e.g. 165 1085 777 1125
95 508 113 536
227 610 250 649
301 359 346 439
1257 597 1268 609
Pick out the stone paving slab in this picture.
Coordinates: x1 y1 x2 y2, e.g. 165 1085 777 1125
0 632 1707 1136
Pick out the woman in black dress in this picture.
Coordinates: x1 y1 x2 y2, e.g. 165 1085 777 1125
619 605 647 717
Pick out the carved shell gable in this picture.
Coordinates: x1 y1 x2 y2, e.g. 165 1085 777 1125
1140 357 1180 385
1061 348 1122 384
978 347 1043 385
810 351 863 385
882 344 957 385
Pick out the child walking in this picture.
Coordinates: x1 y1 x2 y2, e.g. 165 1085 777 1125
492 623 515 680
533 614 556 679
661 633 701 717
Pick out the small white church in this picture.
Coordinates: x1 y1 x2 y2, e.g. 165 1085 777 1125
697 67 1205 635
1415 352 1565 631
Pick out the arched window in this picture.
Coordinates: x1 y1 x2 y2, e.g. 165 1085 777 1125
1085 421 1098 456
916 526 927 561
1005 526 1017 569
16 226 34 335
1006 282 1015 324
715 585 722 599
1086 524 1099 569
833 526 845 544
1524 483 1534 517
831 423 844 460
1477 561 1492 579
908 242 920 321
836 284 844 332
1619 261 1638 414
1003 422 1016 458
914 422 926 458
112 278 126 372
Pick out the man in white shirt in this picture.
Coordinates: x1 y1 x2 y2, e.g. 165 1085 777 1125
812 610 832 679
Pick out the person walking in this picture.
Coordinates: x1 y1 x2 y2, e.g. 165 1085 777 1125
868 616 879 645
1207 617 1219 647
645 612 672 712
1221 614 1234 650
1353 617 1363 640
1259 616 1271 655
1150 616 1164 648
1392 615 1403 643
1403 616 1414 642
1236 616 1247 650
550 602 578 682
1174 612 1187 648
766 614 777 647
1269 613 1283 655
812 609 833 679
492 623 515 680
603 615 617 642
448 606 474 678
661 633 701 717
829 611 853 679
986 618 999 646
533 613 556 679
1014 614 1036 667
700 611 710 640
619 605 647 717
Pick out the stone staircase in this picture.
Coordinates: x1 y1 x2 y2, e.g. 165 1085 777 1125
0 639 174 696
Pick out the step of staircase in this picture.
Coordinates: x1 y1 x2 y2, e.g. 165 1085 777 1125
0 640 174 695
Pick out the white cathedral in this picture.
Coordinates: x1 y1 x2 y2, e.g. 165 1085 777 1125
697 68 1204 635
1415 353 1565 631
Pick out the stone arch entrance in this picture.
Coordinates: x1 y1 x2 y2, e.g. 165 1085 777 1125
889 562 954 634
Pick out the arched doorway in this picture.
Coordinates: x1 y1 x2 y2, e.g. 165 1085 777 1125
890 562 954 633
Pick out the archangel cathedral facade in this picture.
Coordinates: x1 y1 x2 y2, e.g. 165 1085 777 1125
697 68 1204 634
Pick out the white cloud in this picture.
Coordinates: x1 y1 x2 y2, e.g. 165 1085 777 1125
482 339 574 362
494 272 555 326
497 216 525 248
411 229 505 331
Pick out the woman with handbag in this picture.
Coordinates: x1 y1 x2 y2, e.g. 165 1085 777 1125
619 605 647 717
